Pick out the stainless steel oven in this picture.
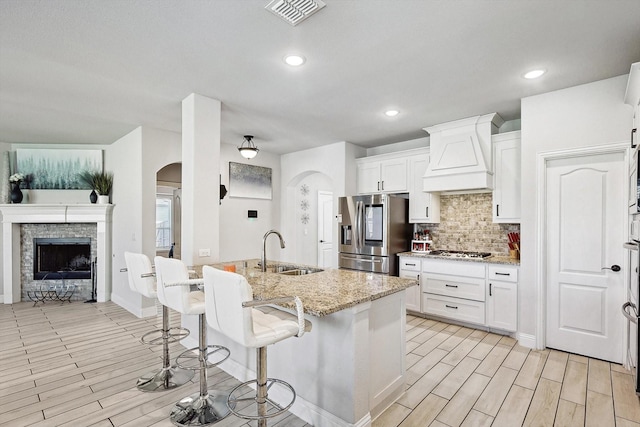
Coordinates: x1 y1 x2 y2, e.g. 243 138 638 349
623 239 640 395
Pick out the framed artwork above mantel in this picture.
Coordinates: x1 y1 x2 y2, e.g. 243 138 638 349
16 149 102 190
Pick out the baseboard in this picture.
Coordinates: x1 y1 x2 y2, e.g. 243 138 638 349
111 293 156 318
517 331 537 349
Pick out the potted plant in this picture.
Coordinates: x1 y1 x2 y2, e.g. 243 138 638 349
79 171 113 204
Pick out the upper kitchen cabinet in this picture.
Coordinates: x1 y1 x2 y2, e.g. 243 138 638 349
492 131 521 223
408 150 440 223
356 152 408 194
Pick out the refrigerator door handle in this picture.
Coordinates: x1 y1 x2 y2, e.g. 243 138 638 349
623 301 638 324
355 200 364 250
341 255 382 263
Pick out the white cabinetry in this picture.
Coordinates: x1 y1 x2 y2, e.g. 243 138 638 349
356 153 407 194
422 259 486 325
492 131 521 223
399 256 422 312
486 265 518 332
408 152 440 223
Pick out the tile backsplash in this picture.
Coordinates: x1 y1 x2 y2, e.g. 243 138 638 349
416 192 519 255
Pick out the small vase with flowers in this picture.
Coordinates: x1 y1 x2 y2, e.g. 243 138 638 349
9 173 24 204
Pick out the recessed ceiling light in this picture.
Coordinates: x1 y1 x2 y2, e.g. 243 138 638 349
385 110 399 117
284 54 306 66
524 69 546 79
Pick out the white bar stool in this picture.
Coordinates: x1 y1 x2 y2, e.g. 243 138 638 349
202 265 312 427
123 252 194 392
155 256 233 427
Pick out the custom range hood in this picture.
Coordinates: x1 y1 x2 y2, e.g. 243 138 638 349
423 113 504 193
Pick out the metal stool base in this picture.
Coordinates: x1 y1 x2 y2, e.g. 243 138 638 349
170 390 234 427
227 377 296 421
136 366 195 392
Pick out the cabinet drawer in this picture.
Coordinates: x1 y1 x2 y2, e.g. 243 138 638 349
400 258 421 271
422 259 486 278
488 265 518 283
399 270 419 280
423 293 485 324
424 276 485 301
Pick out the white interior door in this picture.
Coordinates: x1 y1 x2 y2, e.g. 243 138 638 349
545 151 625 363
317 191 333 268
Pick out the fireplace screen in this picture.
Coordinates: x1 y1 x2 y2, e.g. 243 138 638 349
34 238 92 280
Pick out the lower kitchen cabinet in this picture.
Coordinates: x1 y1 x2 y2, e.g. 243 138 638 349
400 256 519 333
486 265 518 332
399 256 422 312
422 259 486 325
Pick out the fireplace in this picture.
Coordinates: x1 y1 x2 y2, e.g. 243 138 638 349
34 237 92 280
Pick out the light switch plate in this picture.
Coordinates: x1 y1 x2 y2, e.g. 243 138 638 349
198 248 211 257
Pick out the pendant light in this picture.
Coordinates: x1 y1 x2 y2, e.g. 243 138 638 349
238 135 259 159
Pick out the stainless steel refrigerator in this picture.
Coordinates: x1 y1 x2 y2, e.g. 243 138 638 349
338 194 411 275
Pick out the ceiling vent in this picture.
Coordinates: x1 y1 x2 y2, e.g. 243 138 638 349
265 0 326 26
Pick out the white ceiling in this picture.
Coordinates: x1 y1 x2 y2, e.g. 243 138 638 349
1 0 639 154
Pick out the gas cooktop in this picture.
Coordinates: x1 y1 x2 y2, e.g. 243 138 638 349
429 250 492 259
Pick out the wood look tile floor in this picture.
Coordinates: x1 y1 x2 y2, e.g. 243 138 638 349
374 315 640 427
2 303 640 427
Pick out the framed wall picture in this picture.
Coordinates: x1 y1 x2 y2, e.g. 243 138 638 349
16 149 102 189
229 162 272 200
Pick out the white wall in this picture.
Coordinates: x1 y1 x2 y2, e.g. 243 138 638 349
219 143 281 262
281 141 365 266
107 126 181 317
520 75 632 339
0 141 10 299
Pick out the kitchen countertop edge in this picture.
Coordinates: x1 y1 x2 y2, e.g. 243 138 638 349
397 251 520 266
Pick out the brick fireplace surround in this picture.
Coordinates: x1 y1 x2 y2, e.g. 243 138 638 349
0 204 114 304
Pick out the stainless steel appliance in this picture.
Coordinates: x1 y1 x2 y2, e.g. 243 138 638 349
623 222 640 395
338 194 411 275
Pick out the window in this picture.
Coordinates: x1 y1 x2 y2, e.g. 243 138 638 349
156 195 172 249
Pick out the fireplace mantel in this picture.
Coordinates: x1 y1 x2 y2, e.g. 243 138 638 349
0 204 114 304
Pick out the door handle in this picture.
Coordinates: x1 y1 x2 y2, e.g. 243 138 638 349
622 302 638 324
601 265 621 272
319 240 325 243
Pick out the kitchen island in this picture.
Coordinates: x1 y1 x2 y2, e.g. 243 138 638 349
184 259 418 427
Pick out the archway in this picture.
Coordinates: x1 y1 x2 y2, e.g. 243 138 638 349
156 162 182 258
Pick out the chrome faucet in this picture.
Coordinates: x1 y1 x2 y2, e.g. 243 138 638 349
261 230 285 272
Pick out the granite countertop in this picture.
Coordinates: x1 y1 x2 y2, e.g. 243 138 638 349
190 259 418 317
397 251 520 266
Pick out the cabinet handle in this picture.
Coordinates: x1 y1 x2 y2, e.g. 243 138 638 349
489 283 492 296
445 304 458 309
426 207 429 217
495 272 510 276
377 181 380 191
406 263 416 266
496 204 500 217
381 181 384 190
417 274 420 280
632 128 637 149
445 284 458 288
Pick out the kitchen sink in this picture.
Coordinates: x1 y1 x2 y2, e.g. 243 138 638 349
278 268 323 276
271 265 324 275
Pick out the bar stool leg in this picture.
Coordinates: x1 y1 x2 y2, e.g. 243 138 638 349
257 347 267 427
170 313 231 426
137 305 194 392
